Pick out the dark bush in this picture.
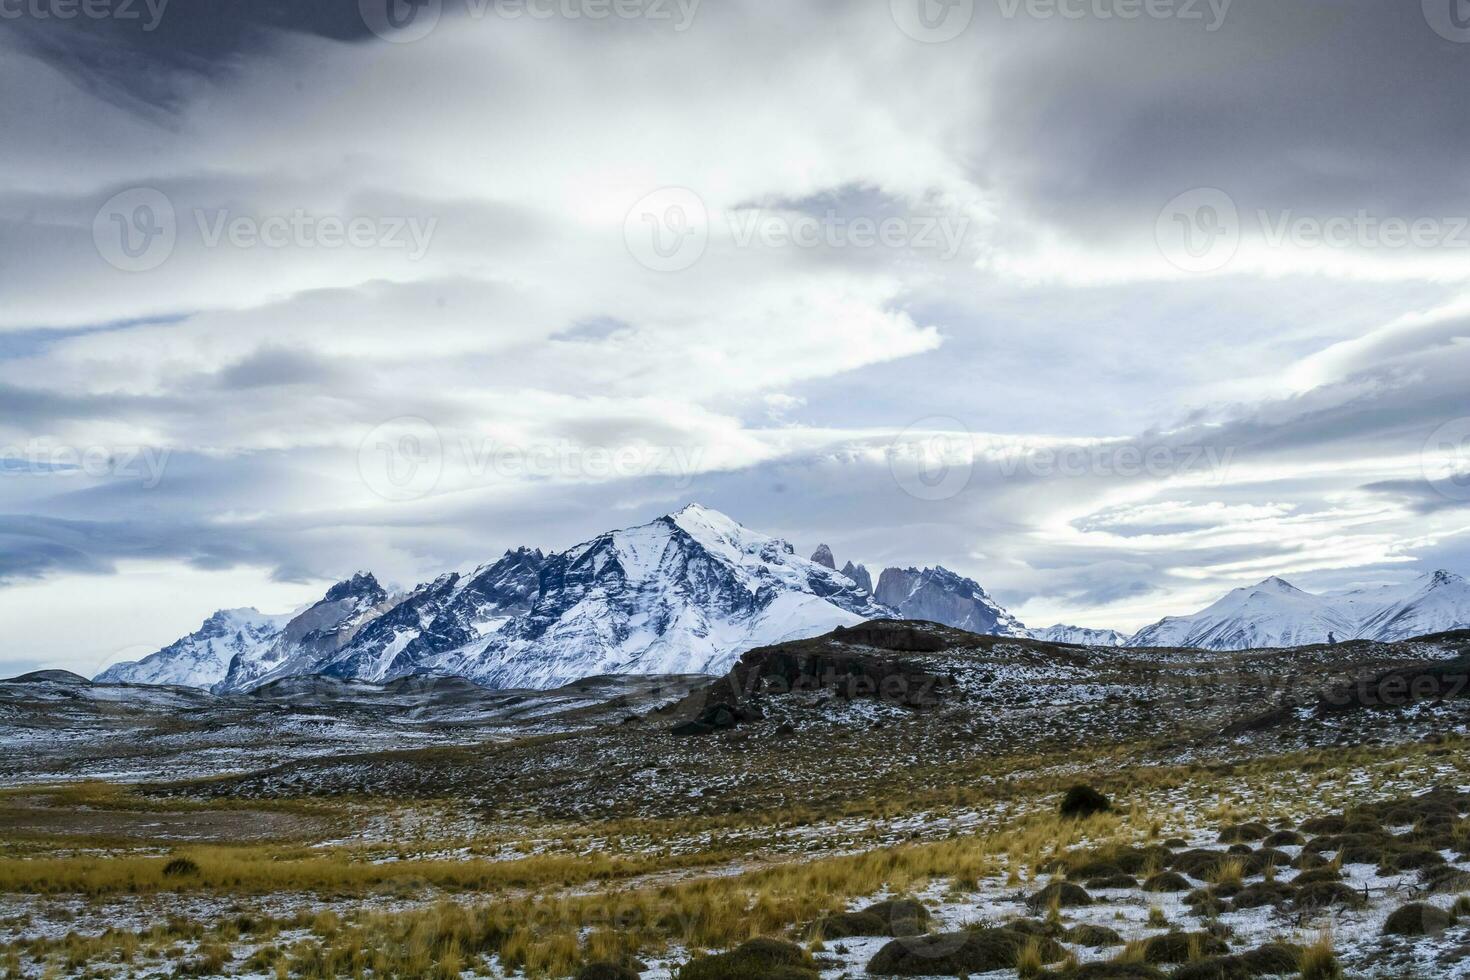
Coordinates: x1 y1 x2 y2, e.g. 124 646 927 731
1229 881 1295 909
1383 902 1456 937
1377 845 1446 874
1027 881 1093 910
162 857 200 878
575 963 641 980
1086 873 1139 890
1060 785 1112 819
1048 965 1166 979
1139 931 1228 964
1291 867 1342 885
867 928 1063 976
1299 815 1346 835
1217 822 1270 844
1065 924 1123 947
1171 943 1302 979
1295 881 1366 911
810 898 929 938
1142 871 1192 893
1421 865 1470 894
676 938 817 980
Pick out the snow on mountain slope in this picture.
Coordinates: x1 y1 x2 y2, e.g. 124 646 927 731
305 548 548 684
1029 624 1130 647
1354 570 1470 641
216 573 393 692
874 565 1029 637
1129 571 1470 650
1129 577 1358 650
95 507 1043 693
398 505 892 688
96 609 291 689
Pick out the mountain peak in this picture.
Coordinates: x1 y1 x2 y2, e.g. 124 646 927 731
811 544 836 569
324 572 385 604
1254 576 1303 594
1428 569 1465 587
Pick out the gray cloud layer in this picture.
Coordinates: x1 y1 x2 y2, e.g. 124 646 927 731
3 0 1470 669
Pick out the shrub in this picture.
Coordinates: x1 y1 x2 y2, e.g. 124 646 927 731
1066 924 1123 948
1060 785 1112 818
867 928 1063 976
1142 872 1191 893
1382 902 1456 937
1230 881 1296 910
808 898 929 939
1087 873 1140 890
1137 931 1228 965
1294 881 1365 911
161 858 200 878
676 938 817 980
1290 867 1341 886
575 963 641 980
1027 881 1093 910
1217 823 1270 844
1170 942 1301 979
1055 965 1166 979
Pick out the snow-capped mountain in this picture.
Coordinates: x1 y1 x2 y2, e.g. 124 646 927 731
1354 570 1470 642
405 505 891 688
1129 570 1470 650
840 560 873 595
1029 624 1130 647
96 609 291 689
217 572 392 692
95 506 1042 692
874 565 1030 637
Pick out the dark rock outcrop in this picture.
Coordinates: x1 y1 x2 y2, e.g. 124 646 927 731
840 560 873 594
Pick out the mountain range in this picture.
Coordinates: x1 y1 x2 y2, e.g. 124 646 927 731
1128 570 1470 651
102 505 959 691
94 505 1470 692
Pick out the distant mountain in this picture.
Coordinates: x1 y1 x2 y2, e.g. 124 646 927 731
840 560 873 594
1129 571 1470 650
399 506 893 688
1030 624 1130 647
98 506 1039 692
97 609 291 689
217 572 392 692
874 565 1029 637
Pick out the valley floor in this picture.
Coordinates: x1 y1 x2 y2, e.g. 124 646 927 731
3 626 1470 978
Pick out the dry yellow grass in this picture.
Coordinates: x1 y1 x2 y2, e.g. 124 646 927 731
0 844 713 897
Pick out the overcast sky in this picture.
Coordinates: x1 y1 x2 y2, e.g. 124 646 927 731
3 0 1470 675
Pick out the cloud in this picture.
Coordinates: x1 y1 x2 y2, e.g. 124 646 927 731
5 0 1470 665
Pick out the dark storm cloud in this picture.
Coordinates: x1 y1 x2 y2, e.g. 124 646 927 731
0 381 180 426
969 0 1470 235
4 0 378 111
216 347 342 389
1362 480 1470 516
